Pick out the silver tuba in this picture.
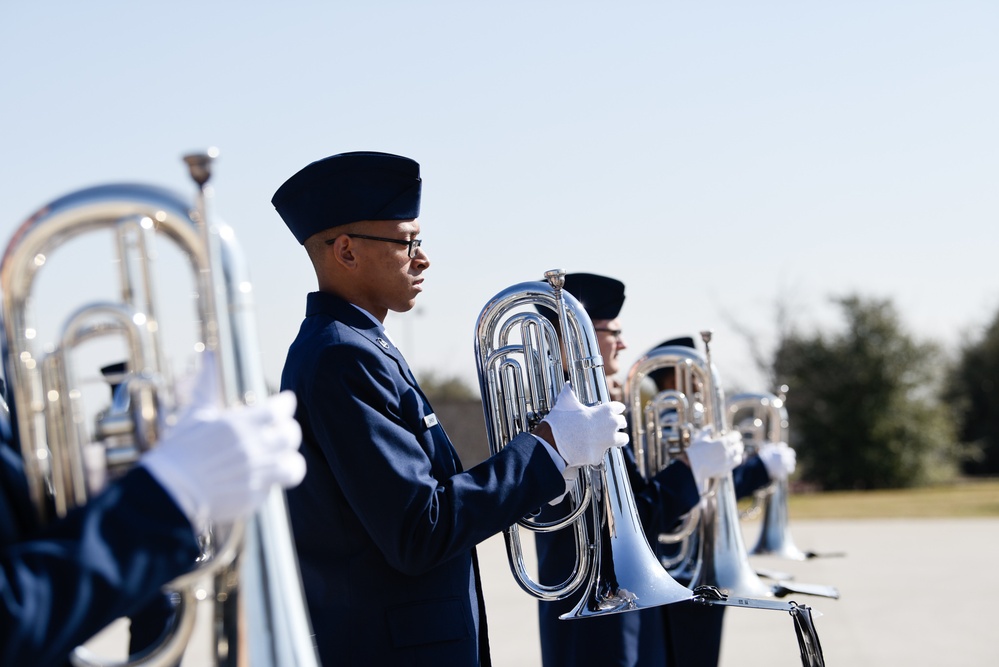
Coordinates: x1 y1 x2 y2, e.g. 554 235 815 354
474 269 691 619
0 152 320 666
626 337 834 667
624 332 773 598
727 387 812 561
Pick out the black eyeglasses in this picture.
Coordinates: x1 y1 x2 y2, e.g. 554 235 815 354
327 233 423 258
594 328 623 340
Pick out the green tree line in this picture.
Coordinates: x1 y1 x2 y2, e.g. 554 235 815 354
421 293 999 491
767 294 994 490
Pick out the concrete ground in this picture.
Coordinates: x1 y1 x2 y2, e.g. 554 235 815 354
480 518 999 667
87 517 998 666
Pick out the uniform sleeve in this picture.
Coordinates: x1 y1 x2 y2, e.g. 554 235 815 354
0 467 201 667
733 454 772 499
304 342 565 575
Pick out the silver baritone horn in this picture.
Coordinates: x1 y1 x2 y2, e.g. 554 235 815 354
624 334 775 599
727 386 814 561
625 336 833 667
0 152 320 667
474 269 691 619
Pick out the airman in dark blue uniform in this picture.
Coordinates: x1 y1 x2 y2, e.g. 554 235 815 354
534 275 742 667
647 336 794 667
272 153 628 667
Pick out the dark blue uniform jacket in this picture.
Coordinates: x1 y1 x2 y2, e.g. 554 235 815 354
535 444 700 667
281 291 565 667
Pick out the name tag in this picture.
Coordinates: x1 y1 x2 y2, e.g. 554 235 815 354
423 413 438 428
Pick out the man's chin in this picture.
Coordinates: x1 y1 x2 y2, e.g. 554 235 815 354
392 300 418 314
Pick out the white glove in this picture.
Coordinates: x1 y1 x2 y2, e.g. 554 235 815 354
685 426 744 492
141 355 305 531
542 382 629 470
758 441 796 480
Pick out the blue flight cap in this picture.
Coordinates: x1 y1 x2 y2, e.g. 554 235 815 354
655 336 696 350
561 273 626 320
272 151 422 244
647 336 696 386
100 361 128 399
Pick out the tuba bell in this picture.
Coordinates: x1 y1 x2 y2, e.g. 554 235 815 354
0 152 320 666
474 269 691 619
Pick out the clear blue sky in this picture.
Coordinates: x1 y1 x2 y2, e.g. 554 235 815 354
2 1 997 394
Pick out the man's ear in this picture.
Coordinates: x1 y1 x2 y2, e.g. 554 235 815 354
329 234 358 269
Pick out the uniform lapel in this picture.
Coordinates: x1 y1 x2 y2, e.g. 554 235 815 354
313 293 462 473
360 329 425 400
355 326 464 473
312 293 425 396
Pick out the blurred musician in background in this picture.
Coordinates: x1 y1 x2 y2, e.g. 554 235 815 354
271 152 629 667
642 336 796 667
645 337 797 500
533 273 741 667
0 360 306 667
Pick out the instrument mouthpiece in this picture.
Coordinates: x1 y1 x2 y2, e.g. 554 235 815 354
183 147 220 187
544 269 566 290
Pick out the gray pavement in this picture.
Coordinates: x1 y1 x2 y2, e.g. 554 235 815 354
479 518 999 667
86 517 998 665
